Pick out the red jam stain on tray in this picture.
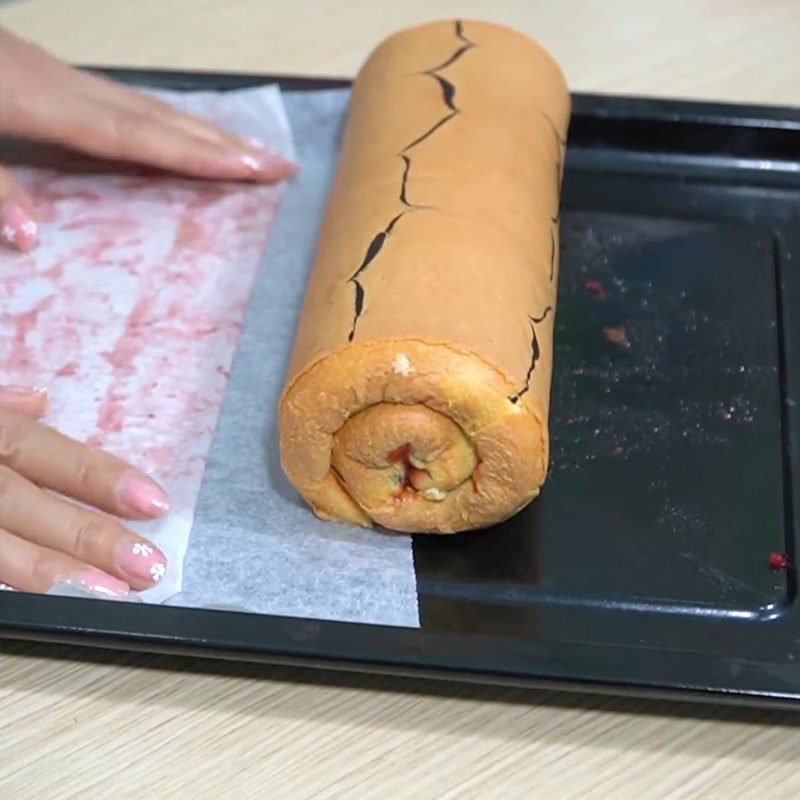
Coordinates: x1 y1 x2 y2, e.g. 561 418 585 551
0 164 286 510
769 552 789 571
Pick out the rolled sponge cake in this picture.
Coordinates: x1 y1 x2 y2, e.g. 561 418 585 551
279 20 570 533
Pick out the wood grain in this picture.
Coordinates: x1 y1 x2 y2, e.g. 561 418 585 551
2 0 800 105
1 1 799 797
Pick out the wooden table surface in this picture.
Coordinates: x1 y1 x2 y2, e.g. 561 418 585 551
1 1 799 797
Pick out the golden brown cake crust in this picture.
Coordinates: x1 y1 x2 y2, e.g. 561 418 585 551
279 19 570 532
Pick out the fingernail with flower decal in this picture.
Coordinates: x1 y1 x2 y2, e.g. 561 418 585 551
1 202 38 252
116 540 168 586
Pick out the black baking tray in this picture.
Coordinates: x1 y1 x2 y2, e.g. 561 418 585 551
2 69 799 709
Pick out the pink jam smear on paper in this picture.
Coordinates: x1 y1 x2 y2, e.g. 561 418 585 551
0 167 285 510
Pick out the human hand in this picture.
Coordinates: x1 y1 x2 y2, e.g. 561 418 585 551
0 26 298 252
0 385 169 598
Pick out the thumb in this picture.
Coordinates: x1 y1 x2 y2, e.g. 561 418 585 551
0 164 38 252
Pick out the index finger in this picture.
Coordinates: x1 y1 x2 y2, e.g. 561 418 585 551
0 409 169 520
44 93 297 184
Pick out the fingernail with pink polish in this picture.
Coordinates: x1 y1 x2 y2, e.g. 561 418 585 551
0 203 38 252
0 385 48 403
239 151 301 178
119 473 170 518
2 385 47 395
0 386 49 414
117 541 168 585
73 568 131 598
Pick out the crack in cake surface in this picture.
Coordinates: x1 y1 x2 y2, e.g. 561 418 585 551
346 20 474 342
509 306 553 404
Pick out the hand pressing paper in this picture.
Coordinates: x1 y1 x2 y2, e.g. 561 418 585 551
280 20 570 532
0 84 294 602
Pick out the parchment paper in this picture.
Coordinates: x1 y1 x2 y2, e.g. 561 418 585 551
0 85 292 603
174 90 420 628
1 86 419 627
